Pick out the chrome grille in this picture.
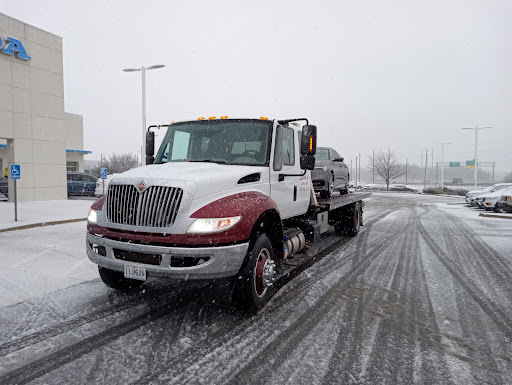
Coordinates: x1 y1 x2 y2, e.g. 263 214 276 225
107 185 183 227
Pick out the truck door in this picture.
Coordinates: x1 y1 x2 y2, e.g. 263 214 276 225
270 124 311 219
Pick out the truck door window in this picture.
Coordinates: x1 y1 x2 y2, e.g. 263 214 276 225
282 127 295 166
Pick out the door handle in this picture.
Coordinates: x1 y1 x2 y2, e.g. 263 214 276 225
293 185 297 201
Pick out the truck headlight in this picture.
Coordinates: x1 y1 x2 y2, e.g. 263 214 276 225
87 209 98 224
187 216 241 234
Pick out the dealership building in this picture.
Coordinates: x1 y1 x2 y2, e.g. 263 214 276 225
0 12 89 202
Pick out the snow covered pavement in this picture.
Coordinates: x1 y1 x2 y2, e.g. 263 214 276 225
0 193 511 384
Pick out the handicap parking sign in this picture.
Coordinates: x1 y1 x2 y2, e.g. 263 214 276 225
10 164 20 179
101 167 107 179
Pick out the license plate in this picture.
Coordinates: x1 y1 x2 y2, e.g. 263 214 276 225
124 264 146 281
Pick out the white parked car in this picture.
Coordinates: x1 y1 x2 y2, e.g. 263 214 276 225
475 186 512 211
465 183 512 204
95 174 120 197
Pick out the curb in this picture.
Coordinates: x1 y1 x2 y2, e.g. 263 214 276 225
479 213 512 220
0 218 87 232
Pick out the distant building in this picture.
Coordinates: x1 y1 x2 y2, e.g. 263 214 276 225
0 13 90 201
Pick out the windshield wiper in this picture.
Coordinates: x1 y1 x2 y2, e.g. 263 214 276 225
187 159 226 164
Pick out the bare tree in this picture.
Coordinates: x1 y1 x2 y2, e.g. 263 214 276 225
503 172 512 183
368 150 405 190
92 153 139 177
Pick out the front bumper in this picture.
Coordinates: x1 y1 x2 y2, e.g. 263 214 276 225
311 171 330 192
86 232 249 280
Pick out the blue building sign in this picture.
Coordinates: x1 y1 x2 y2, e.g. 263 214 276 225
1 36 31 61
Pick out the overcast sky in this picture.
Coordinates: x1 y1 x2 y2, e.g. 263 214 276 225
2 0 512 175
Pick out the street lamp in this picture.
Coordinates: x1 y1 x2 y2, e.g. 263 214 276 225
461 127 491 187
433 142 452 191
123 64 165 166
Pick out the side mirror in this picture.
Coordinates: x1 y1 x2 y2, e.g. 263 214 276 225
300 125 317 155
300 155 315 170
146 131 155 156
146 131 155 165
334 157 344 162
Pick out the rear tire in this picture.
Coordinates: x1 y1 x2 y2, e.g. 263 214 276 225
232 234 276 313
98 266 144 290
346 201 361 236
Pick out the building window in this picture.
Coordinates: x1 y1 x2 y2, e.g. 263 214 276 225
67 161 79 172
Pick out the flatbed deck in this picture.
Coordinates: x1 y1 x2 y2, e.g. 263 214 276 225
316 191 372 210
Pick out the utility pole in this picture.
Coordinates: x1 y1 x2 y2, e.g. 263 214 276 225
492 162 495 183
350 160 353 182
431 147 434 181
359 156 361 185
461 126 491 187
434 142 452 191
424 149 428 189
355 153 360 187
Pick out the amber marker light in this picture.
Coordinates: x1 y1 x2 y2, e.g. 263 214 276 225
220 116 228 119
309 136 314 152
198 117 205 120
209 116 216 120
260 117 269 120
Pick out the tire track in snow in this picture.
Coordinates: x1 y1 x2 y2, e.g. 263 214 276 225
159 212 412 385
417 222 512 342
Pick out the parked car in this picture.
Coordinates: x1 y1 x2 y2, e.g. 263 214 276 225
0 175 7 198
67 172 97 197
389 184 419 192
465 183 512 204
95 174 120 197
475 186 512 211
311 147 349 198
495 193 512 213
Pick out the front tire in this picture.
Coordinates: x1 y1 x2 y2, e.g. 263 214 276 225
98 266 144 290
232 234 276 313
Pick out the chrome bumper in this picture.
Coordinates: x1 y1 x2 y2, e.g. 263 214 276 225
86 232 249 280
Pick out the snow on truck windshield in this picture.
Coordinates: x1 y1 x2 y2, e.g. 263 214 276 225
154 119 272 166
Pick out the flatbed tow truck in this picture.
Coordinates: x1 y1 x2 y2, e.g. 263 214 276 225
86 117 371 312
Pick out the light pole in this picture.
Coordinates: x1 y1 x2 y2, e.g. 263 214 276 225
123 64 165 166
370 150 375 184
433 142 452 191
461 126 491 187
355 153 360 187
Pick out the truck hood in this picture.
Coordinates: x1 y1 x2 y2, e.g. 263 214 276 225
117 162 267 199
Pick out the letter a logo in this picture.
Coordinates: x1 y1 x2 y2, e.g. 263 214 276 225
2 37 31 60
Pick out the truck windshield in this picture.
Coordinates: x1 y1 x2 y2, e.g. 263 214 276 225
154 119 272 166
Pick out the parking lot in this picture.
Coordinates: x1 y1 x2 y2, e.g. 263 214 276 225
1 193 511 384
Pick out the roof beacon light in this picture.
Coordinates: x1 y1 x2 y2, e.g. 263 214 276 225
260 117 269 120
198 117 205 120
209 116 216 120
220 116 228 119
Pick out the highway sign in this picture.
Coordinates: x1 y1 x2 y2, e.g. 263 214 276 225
10 164 20 179
449 162 460 167
466 160 475 168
